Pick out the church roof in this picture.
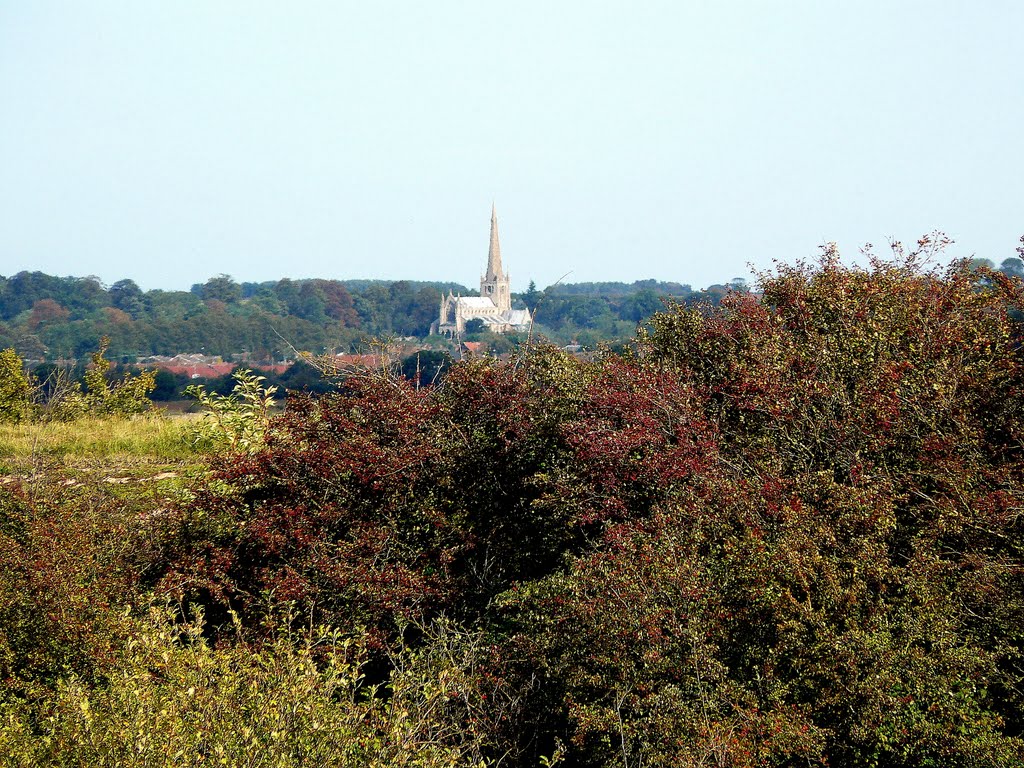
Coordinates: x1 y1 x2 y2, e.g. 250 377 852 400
475 308 532 329
457 297 498 309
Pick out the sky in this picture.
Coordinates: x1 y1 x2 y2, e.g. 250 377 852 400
1 1 1021 293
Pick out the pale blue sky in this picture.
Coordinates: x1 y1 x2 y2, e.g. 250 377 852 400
1 2 1021 292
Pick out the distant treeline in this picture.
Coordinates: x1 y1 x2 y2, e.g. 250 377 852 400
543 278 697 296
0 270 752 362
0 273 458 361
6 261 1019 362
522 279 740 346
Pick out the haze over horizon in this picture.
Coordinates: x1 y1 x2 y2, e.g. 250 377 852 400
2 2 1021 293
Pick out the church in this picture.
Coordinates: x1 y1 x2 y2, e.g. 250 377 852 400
431 206 533 337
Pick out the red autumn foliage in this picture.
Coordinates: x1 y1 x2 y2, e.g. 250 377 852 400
161 245 1024 766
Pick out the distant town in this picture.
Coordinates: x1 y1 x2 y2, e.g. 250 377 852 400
5 209 1020 401
0 209 753 398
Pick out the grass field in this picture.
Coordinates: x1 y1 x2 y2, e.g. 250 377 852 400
0 413 204 480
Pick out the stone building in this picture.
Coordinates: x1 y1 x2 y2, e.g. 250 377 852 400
432 206 533 337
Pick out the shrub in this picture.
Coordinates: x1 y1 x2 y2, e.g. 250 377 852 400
79 242 1024 766
83 338 156 418
184 368 277 453
0 481 150 697
162 347 598 645
498 247 1024 765
0 349 32 423
0 607 491 768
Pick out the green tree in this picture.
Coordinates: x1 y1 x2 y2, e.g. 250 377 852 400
400 350 451 387
463 318 486 335
109 278 146 318
0 348 33 422
150 368 182 401
522 280 540 313
621 288 664 323
1000 257 1024 279
84 338 156 416
196 274 242 304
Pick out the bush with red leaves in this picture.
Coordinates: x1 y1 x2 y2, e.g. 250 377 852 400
162 246 1024 767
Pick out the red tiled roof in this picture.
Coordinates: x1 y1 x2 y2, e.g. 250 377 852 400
157 363 236 378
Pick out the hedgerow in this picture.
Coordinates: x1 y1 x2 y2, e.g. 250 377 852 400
4 243 1024 767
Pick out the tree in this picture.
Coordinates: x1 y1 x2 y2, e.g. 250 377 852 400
66 276 109 314
621 288 664 323
1000 257 1024 279
569 296 612 329
354 284 393 334
728 276 749 291
109 279 145 318
0 348 33 422
407 287 442 336
522 280 540 313
1 272 66 319
150 368 183 401
463 318 486 335
400 350 451 387
83 338 156 416
318 280 360 327
184 369 278 453
295 282 327 323
277 358 336 394
510 246 1024 765
27 299 71 331
197 274 242 304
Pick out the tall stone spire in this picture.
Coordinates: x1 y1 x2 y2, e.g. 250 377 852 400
485 203 503 280
480 203 511 313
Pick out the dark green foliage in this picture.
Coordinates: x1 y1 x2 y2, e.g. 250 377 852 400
545 279 693 297
522 280 540 312
463 318 486 335
529 280 711 343
274 358 338 394
150 367 186 400
109 278 145 318
400 350 451 387
193 274 242 304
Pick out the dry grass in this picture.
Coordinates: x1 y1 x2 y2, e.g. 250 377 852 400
0 413 203 479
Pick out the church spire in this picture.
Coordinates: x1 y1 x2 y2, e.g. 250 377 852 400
480 204 511 313
486 203 503 280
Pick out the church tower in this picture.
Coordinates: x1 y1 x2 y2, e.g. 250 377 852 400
480 204 511 312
